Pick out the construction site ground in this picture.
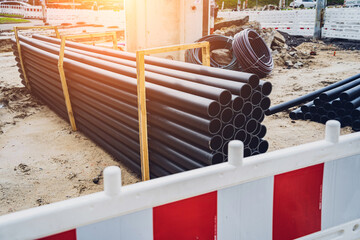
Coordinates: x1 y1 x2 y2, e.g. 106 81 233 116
0 37 359 216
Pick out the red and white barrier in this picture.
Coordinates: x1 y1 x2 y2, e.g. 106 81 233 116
218 7 360 40
0 121 359 240
0 5 42 19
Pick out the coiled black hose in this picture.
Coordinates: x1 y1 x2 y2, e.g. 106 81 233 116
185 35 240 71
232 29 273 78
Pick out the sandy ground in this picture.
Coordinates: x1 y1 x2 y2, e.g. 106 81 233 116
0 39 359 216
0 52 139 216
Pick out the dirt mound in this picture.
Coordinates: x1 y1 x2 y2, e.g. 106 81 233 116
323 38 360 50
0 86 40 111
277 31 313 48
0 38 13 53
0 86 42 133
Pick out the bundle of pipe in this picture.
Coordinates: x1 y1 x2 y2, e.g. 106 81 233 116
266 73 360 116
232 29 274 78
221 79 272 158
185 34 239 71
12 34 272 178
289 76 360 131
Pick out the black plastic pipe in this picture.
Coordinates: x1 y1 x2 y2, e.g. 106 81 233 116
313 98 324 107
266 73 360 115
20 36 252 100
220 107 233 124
231 95 244 112
26 62 224 162
258 80 272 96
290 108 302 120
23 51 223 136
234 129 246 142
18 36 233 106
31 34 261 88
257 140 269 153
222 124 235 140
258 125 267 139
245 118 258 134
340 84 360 101
19 41 222 118
242 102 253 116
319 78 360 101
260 96 271 111
345 97 360 110
233 113 246 128
74 105 188 175
353 120 360 131
251 106 263 121
332 98 343 108
250 91 262 105
249 136 260 149
353 107 360 118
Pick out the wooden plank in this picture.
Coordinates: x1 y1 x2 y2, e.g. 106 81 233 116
202 43 210 67
112 32 119 50
136 51 150 181
58 36 77 131
61 32 119 50
13 27 31 91
141 42 209 55
135 41 210 181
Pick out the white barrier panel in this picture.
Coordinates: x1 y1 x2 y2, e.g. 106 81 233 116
218 8 360 40
322 8 360 40
46 9 125 29
217 9 316 36
344 0 360 7
299 218 360 239
0 121 360 239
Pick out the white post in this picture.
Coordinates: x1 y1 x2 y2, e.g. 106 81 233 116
104 166 122 196
325 120 340 144
228 140 244 166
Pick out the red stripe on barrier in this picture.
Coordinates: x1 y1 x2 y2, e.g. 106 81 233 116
273 164 324 240
153 191 217 240
37 229 76 240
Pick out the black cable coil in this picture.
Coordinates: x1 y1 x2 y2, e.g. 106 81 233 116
232 29 274 78
185 34 240 71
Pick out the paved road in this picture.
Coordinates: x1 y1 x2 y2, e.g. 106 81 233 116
0 18 44 32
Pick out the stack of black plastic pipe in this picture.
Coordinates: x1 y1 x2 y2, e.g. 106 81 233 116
289 76 360 131
12 34 272 178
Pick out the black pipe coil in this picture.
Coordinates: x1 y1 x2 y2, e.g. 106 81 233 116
185 34 239 71
232 29 274 78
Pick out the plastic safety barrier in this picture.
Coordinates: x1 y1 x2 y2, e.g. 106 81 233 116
0 121 359 239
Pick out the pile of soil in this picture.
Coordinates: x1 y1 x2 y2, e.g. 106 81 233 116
0 38 12 53
0 86 41 133
277 31 313 48
323 38 360 50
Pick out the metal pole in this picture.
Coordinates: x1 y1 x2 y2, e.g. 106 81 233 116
314 0 325 40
